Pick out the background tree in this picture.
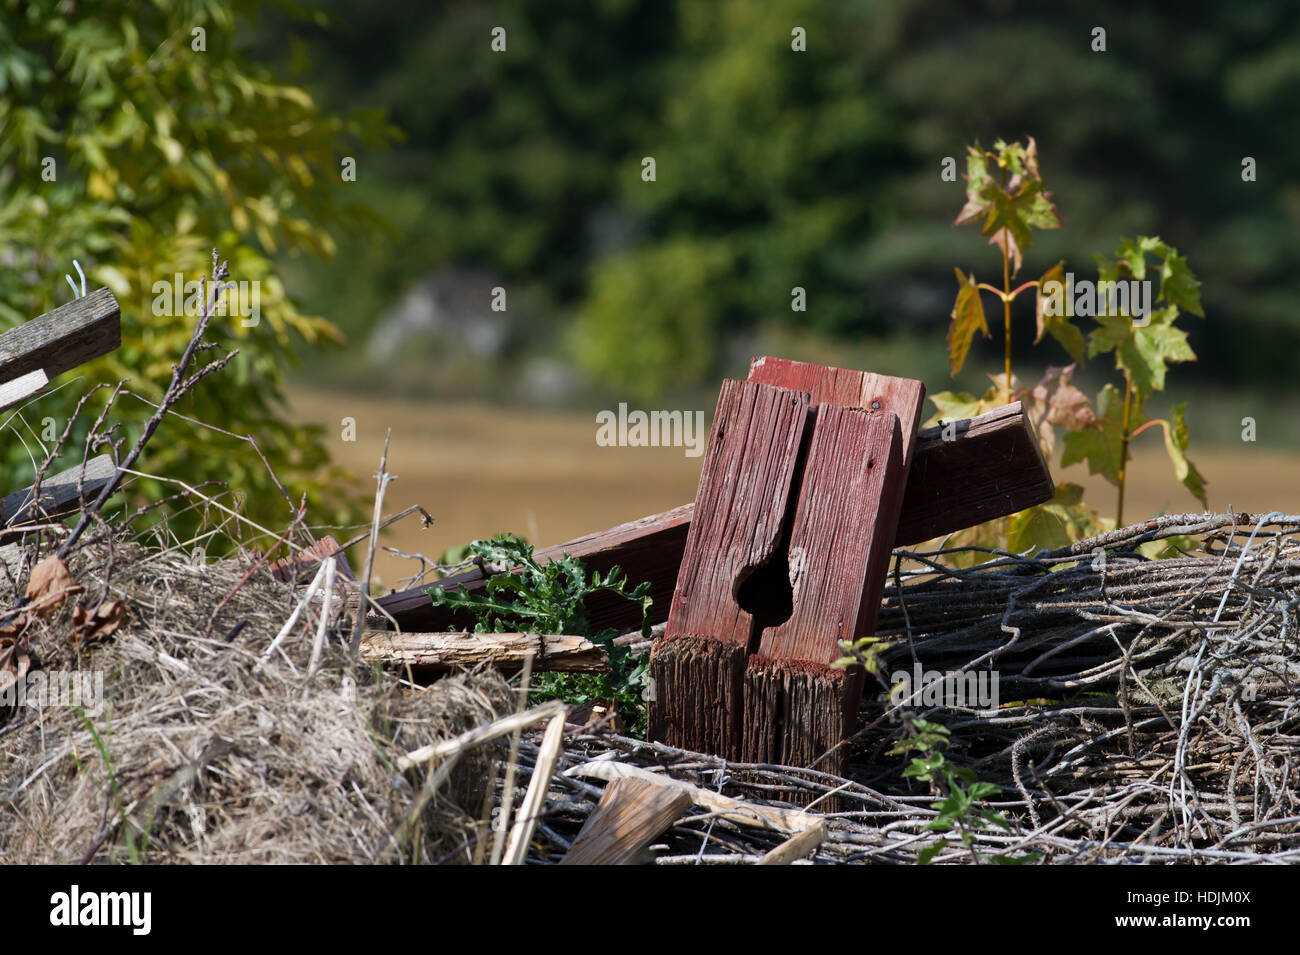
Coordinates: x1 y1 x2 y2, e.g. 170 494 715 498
0 0 394 544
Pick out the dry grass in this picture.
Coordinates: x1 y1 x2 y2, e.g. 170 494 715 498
1 539 513 864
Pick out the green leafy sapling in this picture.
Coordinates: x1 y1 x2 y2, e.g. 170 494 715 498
934 138 1208 556
428 533 654 735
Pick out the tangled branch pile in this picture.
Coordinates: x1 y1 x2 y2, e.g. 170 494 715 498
512 514 1300 864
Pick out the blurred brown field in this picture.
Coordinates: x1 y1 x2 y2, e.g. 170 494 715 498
287 386 1300 591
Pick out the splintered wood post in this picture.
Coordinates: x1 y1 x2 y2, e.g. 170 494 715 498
0 287 121 382
559 777 693 865
744 405 907 772
648 379 810 758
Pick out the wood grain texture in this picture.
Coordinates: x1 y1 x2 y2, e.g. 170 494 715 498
559 777 692 865
748 355 925 469
897 400 1053 544
0 287 121 381
664 379 809 646
0 454 117 529
740 407 906 775
0 369 48 412
650 379 810 756
757 407 906 664
359 631 606 672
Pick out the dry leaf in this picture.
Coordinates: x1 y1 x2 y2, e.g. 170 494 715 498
70 600 129 646
26 556 82 618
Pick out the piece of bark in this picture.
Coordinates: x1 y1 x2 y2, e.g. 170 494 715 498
374 404 1051 634
358 631 607 672
560 777 693 865
0 287 121 381
759 821 826 865
564 759 819 833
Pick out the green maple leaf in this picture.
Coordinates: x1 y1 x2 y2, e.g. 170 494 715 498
1061 383 1143 486
947 267 989 375
1090 307 1195 399
1034 260 1086 364
1007 484 1104 555
926 389 986 428
1161 402 1208 508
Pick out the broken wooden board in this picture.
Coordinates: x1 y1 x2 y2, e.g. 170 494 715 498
374 403 1051 634
559 777 693 865
742 406 907 770
0 369 49 413
649 379 810 757
898 401 1054 544
0 288 121 382
0 455 118 531
358 631 607 672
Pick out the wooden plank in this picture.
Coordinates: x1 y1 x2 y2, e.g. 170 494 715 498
358 631 607 672
0 455 118 529
559 777 693 865
897 400 1054 544
564 758 819 832
759 820 826 864
648 380 809 756
373 404 1051 634
743 407 907 770
0 369 48 413
0 287 121 382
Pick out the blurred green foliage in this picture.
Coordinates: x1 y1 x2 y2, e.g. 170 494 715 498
262 0 1300 406
0 0 395 544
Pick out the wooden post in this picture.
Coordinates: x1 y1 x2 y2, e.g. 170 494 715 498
648 379 810 758
742 405 907 771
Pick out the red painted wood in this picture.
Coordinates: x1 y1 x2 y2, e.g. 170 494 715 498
747 355 926 470
664 379 810 646
757 406 906 664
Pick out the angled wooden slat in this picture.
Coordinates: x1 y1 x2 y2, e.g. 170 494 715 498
0 369 49 413
897 401 1054 543
559 777 692 865
0 287 120 382
0 455 118 530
